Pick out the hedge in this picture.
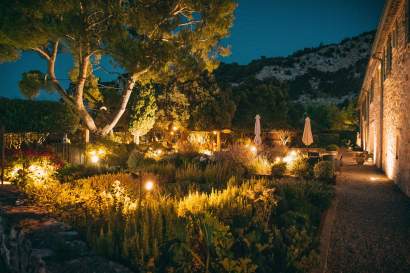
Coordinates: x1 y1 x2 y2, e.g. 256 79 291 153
0 97 80 133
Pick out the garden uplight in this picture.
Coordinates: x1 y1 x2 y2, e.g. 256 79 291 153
28 164 46 178
283 151 298 164
90 154 100 164
172 126 178 131
144 180 154 191
249 145 257 154
201 149 213 156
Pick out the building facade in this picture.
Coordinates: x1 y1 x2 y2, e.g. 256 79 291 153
359 0 410 196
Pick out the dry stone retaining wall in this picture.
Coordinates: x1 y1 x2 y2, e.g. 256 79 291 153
0 185 134 273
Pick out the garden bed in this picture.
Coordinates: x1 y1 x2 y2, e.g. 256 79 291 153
4 144 335 273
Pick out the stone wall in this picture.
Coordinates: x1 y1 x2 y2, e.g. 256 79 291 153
381 1 410 196
361 0 410 197
0 185 134 273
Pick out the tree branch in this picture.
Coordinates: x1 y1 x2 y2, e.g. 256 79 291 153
178 20 201 27
32 47 51 60
100 68 150 135
75 55 90 106
45 41 75 106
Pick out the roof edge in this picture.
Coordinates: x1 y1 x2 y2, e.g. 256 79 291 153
358 0 393 104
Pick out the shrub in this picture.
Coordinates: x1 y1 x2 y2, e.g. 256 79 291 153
288 157 311 178
5 148 62 186
55 164 121 182
175 163 203 183
127 149 153 171
202 160 244 185
313 161 335 182
247 155 272 175
143 162 176 182
273 179 334 271
163 152 201 168
326 144 339 151
271 162 287 178
318 133 339 148
94 138 133 167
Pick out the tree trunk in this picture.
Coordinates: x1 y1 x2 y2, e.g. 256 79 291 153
133 133 140 145
38 41 150 137
100 77 137 136
75 56 98 133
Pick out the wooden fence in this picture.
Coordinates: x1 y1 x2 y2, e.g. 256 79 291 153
51 143 85 165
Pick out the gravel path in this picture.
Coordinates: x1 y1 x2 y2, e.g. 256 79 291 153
326 158 410 273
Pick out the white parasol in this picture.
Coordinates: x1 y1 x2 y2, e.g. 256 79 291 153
302 116 313 146
254 114 262 145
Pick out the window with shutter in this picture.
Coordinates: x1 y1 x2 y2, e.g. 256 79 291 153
408 0 410 42
370 78 374 103
386 35 392 75
382 49 387 81
392 21 398 48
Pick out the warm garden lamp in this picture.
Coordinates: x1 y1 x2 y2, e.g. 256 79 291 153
144 180 154 191
90 154 100 164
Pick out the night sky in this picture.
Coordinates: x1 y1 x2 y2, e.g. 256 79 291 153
0 0 385 100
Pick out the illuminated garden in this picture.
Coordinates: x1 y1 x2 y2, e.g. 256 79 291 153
1 120 337 272
3 1 409 273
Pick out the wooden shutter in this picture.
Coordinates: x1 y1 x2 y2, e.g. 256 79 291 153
408 0 410 43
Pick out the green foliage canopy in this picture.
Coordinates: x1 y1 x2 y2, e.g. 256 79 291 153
129 84 157 143
0 0 237 135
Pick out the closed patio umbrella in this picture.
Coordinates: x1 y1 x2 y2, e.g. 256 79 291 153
254 114 262 145
302 116 313 147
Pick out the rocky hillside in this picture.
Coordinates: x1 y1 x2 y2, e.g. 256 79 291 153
216 31 375 103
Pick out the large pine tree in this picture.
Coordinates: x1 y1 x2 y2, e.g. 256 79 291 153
0 0 236 135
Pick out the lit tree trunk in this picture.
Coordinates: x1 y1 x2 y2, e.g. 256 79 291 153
100 77 137 136
75 55 98 133
34 42 149 137
133 132 140 145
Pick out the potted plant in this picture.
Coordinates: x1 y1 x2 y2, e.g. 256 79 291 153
354 152 367 165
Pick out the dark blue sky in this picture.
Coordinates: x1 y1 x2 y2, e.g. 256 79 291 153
0 0 385 99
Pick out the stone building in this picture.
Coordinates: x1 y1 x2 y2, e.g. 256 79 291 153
359 0 410 196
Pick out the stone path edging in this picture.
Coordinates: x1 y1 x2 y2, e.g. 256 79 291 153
315 198 338 273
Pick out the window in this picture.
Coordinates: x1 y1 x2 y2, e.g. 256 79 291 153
408 0 410 43
386 35 392 76
362 100 367 122
382 49 387 81
392 21 398 48
370 78 374 103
